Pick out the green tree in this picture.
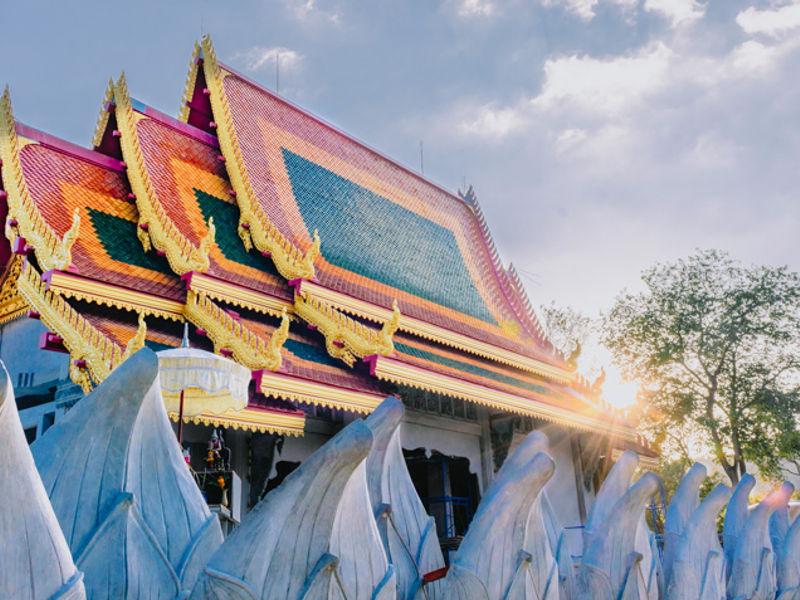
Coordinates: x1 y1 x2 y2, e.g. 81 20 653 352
603 249 800 486
540 302 594 363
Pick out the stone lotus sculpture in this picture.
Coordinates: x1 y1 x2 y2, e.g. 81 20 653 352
664 483 730 600
775 503 800 599
581 450 661 600
0 362 85 599
577 470 661 598
728 483 795 600
191 418 395 599
364 397 446 600
7 345 800 600
31 348 223 598
444 430 557 599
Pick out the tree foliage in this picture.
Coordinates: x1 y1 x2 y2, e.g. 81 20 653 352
603 249 800 485
541 302 594 359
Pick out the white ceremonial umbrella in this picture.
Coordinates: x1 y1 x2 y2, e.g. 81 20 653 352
157 324 251 443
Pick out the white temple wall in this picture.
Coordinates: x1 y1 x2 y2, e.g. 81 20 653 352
400 408 486 492
0 318 67 388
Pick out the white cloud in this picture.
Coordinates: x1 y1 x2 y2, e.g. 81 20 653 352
459 103 526 139
456 0 496 17
232 47 303 73
532 42 673 116
736 1 800 38
540 0 637 22
729 40 784 74
283 0 341 25
554 128 589 154
644 0 706 27
687 133 741 169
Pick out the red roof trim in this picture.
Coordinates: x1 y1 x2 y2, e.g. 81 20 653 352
15 123 125 172
217 61 468 207
130 98 220 149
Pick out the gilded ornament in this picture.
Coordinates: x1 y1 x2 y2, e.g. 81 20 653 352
112 73 213 275
0 89 80 271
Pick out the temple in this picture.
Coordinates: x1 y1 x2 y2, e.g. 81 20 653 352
0 36 655 555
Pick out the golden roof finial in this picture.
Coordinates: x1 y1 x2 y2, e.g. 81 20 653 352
0 87 80 271
123 313 148 360
92 78 116 148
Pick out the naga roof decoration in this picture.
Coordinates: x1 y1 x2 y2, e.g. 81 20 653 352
190 38 567 375
17 262 146 392
184 290 287 371
293 290 399 367
0 89 80 272
195 36 320 282
0 255 27 324
110 75 215 274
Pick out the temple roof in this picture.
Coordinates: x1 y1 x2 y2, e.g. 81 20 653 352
191 37 565 373
0 43 642 442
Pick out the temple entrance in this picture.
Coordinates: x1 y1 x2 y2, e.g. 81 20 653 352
404 448 480 556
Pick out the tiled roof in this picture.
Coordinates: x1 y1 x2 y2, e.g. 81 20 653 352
14 125 183 302
125 101 290 303
210 63 562 366
391 333 599 417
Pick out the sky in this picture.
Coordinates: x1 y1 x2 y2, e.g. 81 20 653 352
1 0 799 406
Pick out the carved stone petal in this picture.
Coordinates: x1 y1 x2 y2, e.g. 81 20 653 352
192 419 392 599
31 348 222 597
364 397 446 599
0 362 85 600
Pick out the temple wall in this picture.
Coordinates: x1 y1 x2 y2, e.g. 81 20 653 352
400 408 486 491
0 318 67 388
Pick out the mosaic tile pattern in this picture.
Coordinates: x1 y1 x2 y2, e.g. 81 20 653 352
134 111 290 301
393 333 597 415
283 149 496 324
221 71 559 363
17 140 183 300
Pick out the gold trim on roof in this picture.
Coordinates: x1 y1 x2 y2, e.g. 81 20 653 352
198 35 319 281
184 290 288 371
293 290 399 367
296 279 574 383
370 355 637 440
0 256 28 325
178 42 202 124
0 89 80 272
45 270 185 321
91 78 115 149
257 369 384 415
15 263 148 392
112 73 214 275
184 271 291 319
168 406 305 436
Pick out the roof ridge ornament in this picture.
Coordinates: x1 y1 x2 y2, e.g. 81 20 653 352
91 78 115 149
178 41 202 124
112 73 214 275
293 290 400 367
16 262 124 392
184 289 287 371
123 313 148 360
0 87 80 271
198 35 319 281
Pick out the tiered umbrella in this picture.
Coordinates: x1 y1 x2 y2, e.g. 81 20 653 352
157 325 251 443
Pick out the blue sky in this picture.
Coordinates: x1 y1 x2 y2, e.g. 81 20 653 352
2 0 799 404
